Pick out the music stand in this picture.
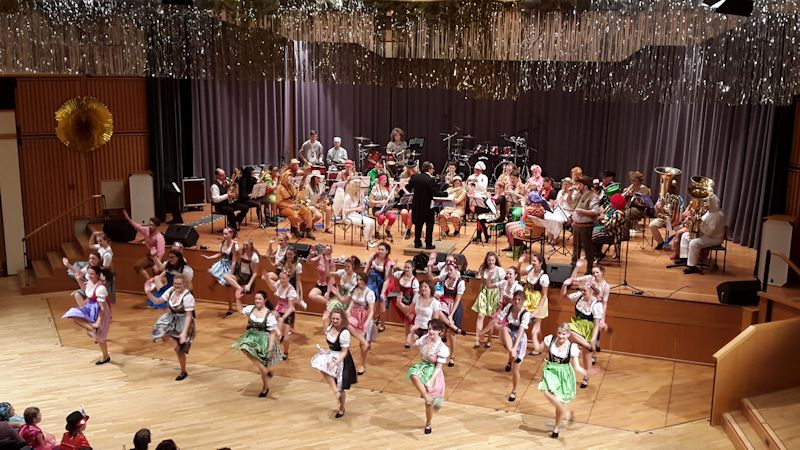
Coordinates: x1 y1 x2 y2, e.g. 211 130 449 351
460 195 494 253
547 204 572 258
250 182 268 199
611 199 644 295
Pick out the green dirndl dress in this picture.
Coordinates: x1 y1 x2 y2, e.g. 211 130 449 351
538 338 577 403
232 310 284 367
471 267 505 316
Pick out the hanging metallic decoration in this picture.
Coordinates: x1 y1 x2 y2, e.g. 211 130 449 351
0 0 798 104
55 96 114 152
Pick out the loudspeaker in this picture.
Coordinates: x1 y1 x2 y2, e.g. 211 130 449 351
164 224 199 247
546 263 572 287
288 243 311 259
717 280 760 306
103 219 137 243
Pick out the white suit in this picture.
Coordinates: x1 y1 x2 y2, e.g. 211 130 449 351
680 195 726 267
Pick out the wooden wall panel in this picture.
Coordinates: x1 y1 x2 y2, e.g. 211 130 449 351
787 170 800 219
86 78 148 133
16 78 82 136
16 77 149 260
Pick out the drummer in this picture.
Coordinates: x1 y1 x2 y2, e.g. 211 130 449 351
387 127 408 160
326 137 348 167
299 129 324 166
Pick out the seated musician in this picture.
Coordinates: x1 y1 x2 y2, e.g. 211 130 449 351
466 161 489 217
540 177 557 203
386 127 407 159
342 179 379 248
367 159 390 193
525 164 544 193
276 170 314 239
305 170 328 232
600 170 616 189
496 162 516 186
442 161 458 189
398 163 417 240
571 166 584 181
260 165 279 227
591 193 628 263
210 168 248 231
238 166 266 228
539 177 578 241
299 130 324 166
331 159 356 225
438 176 467 237
475 181 508 244
622 170 652 221
369 173 397 241
506 169 527 221
503 192 547 251
326 137 348 167
649 183 682 250
682 195 726 274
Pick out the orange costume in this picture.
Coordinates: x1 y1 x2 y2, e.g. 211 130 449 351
276 172 313 236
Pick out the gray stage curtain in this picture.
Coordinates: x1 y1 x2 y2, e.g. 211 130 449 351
194 79 776 247
191 79 290 180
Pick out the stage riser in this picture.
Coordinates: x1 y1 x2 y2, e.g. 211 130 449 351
30 242 748 364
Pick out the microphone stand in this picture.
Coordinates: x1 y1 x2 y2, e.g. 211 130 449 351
610 203 644 295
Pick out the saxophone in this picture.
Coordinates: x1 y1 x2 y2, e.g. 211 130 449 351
228 167 241 203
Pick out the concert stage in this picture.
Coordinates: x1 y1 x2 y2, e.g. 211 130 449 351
73 205 761 364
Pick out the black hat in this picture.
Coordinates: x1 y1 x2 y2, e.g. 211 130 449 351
65 411 88 432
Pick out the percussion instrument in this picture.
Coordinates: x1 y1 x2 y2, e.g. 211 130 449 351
502 146 512 156
386 153 398 166
311 165 327 176
490 146 500 156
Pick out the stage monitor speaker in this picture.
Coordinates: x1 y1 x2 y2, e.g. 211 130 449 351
103 219 137 243
164 224 199 248
717 280 760 306
547 263 572 287
288 243 311 259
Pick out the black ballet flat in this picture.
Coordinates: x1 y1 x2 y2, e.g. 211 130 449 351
592 356 597 365
282 353 289 360
335 410 345 419
515 357 522 364
447 358 455 367
505 363 512 372
580 378 589 389
508 392 516 402
258 389 269 398
404 344 411 349
357 367 366 375
550 431 559 439
175 372 188 381
424 424 432 434
267 371 274 378
95 357 111 366
225 310 234 317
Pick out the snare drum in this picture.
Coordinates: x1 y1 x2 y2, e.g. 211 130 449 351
311 165 327 176
490 146 500 156
386 153 397 166
502 146 512 156
327 168 339 181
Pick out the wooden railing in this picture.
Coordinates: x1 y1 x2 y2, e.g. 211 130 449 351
711 317 800 425
20 194 106 286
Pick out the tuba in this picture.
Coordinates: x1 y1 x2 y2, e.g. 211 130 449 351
685 176 714 227
654 166 682 200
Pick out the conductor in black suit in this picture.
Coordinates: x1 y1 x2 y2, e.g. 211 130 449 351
408 161 448 249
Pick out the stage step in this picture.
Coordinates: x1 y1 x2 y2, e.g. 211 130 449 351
31 259 52 279
723 410 764 450
46 251 65 274
61 241 84 261
743 387 800 449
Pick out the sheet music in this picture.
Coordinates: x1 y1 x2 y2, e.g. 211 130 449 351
250 182 268 198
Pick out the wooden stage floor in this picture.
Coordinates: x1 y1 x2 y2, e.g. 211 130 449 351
183 205 757 304
0 276 732 448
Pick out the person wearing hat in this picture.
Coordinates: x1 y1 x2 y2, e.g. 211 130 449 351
366 159 391 194
570 176 601 274
60 411 90 450
304 170 328 231
276 169 315 239
299 130 324 166
591 193 629 263
438 175 467 237
408 161 448 249
466 161 488 195
326 136 348 167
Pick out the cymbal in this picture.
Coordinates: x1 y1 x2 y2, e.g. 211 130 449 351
386 160 398 165
461 135 475 139
354 136 370 141
363 143 381 149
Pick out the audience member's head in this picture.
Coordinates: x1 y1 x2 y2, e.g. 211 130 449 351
133 428 152 450
155 439 179 450
0 402 12 421
65 411 88 435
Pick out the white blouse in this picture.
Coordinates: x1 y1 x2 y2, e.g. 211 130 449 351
544 334 580 359
413 297 441 329
326 325 351 348
351 287 376 307
498 304 530 329
242 305 278 331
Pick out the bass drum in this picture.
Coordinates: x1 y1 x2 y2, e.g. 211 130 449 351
493 160 514 184
456 160 472 181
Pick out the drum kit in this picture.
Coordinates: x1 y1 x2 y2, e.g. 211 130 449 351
355 136 422 173
442 130 535 182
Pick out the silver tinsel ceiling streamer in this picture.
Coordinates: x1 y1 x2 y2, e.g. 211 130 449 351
0 0 798 104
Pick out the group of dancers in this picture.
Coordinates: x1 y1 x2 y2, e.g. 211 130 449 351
59 217 612 438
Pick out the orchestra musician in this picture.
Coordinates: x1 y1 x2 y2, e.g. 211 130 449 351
305 170 328 231
506 169 527 221
442 161 458 189
210 168 248 231
276 169 314 239
570 176 601 274
541 177 557 203
591 193 628 264
367 159 390 194
386 127 408 160
525 164 544 193
681 194 726 274
299 130 324 166
238 166 265 227
326 137 348 167
539 177 578 242
369 173 397 242
466 161 489 217
476 181 508 244
496 162 516 186
649 183 682 250
342 179 379 248
622 171 651 222
331 160 357 225
437 176 467 237
260 165 280 227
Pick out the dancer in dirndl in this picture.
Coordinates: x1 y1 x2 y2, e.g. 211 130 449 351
203 226 237 314
519 254 549 352
532 322 586 439
347 272 375 375
478 266 523 349
434 262 467 366
566 281 604 388
406 318 449 435
471 252 504 348
148 274 195 381
62 265 114 365
366 242 393 333
232 290 284 397
310 307 357 418
498 290 530 402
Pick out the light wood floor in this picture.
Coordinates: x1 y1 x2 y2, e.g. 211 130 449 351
748 387 800 447
2 275 734 449
180 205 757 304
